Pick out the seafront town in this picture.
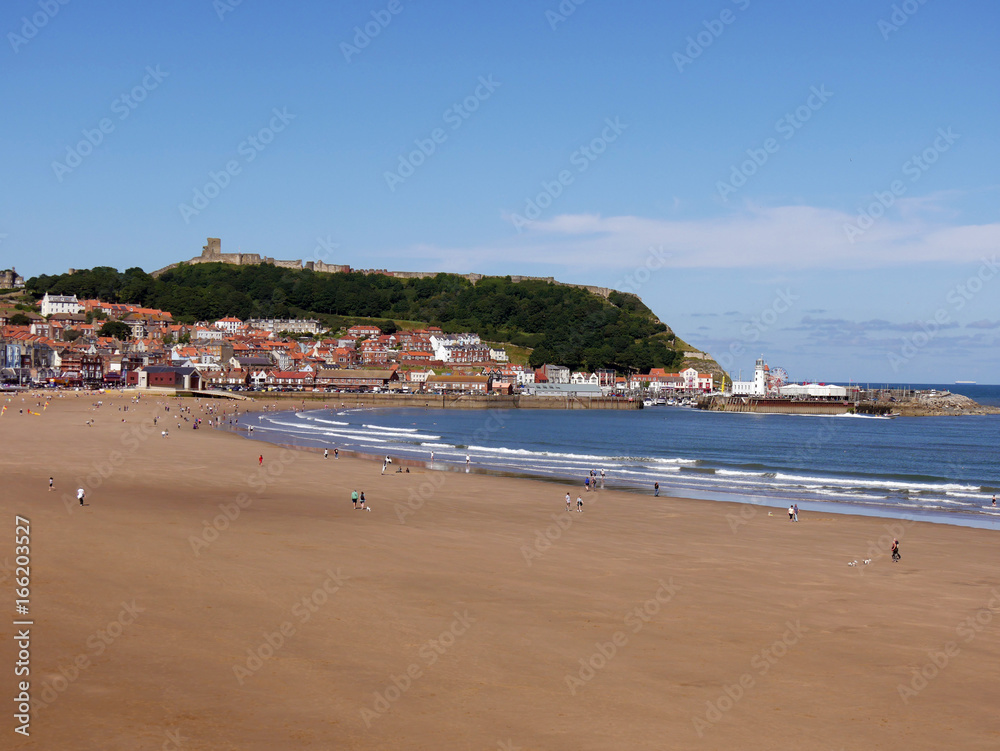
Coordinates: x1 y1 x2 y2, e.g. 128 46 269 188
0 292 715 397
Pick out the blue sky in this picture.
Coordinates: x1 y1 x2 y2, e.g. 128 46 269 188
1 0 997 382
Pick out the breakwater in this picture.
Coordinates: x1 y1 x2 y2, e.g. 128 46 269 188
698 396 852 415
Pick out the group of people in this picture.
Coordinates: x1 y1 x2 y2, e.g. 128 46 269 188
583 469 606 492
351 489 368 511
565 492 584 512
787 504 800 522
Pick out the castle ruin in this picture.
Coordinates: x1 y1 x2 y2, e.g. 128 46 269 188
149 238 612 299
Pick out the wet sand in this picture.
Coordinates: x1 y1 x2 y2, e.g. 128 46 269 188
2 390 998 750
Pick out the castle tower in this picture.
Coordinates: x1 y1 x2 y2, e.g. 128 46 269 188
202 238 221 258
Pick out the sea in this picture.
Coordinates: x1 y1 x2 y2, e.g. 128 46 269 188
241 384 1000 531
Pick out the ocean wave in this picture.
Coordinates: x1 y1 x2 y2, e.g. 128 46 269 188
363 424 420 433
295 414 349 426
465 445 612 462
420 442 456 448
772 472 979 494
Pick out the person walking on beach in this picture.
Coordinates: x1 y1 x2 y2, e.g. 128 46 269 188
465 454 471 472
48 476 54 492
359 491 366 510
334 448 339 459
324 449 328 459
788 504 795 521
577 495 583 513
654 482 659 497
793 504 799 522
565 492 571 511
585 476 590 492
891 539 901 562
77 487 86 506
258 454 263 466
600 470 606 489
351 489 359 509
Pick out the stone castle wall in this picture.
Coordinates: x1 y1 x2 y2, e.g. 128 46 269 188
150 238 611 301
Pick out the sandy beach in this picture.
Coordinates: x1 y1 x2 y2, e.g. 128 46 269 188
2 390 998 750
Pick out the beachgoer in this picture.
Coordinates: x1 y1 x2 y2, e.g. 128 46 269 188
891 539 901 562
334 448 339 459
577 495 583 513
993 495 997 507
466 454 471 469
788 504 794 520
359 491 366 510
793 504 799 522
77 487 86 506
600 470 606 489
585 477 590 492
48 476 54 492
654 482 659 497
565 492 571 510
351 489 359 509
324 449 328 459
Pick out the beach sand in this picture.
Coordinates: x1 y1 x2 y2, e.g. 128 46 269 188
2 391 998 750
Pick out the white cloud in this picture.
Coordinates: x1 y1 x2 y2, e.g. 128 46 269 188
399 202 1000 272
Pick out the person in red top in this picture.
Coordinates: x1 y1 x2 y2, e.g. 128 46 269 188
258 455 263 466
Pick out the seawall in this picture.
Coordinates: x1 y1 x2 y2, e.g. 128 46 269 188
243 392 642 410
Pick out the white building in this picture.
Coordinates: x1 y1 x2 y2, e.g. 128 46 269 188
731 357 768 396
570 371 599 386
213 317 244 334
429 333 481 362
779 383 848 399
192 327 224 342
248 318 321 335
488 346 509 363
41 293 82 317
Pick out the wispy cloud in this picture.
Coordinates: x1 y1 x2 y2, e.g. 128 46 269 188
966 319 1000 329
415 199 1000 272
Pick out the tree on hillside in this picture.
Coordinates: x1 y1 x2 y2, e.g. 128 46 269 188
9 312 31 326
98 320 131 340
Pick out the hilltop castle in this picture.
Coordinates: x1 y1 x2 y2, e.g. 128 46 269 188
151 238 349 277
149 237 613 298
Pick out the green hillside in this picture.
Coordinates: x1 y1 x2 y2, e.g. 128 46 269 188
26 264 685 372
